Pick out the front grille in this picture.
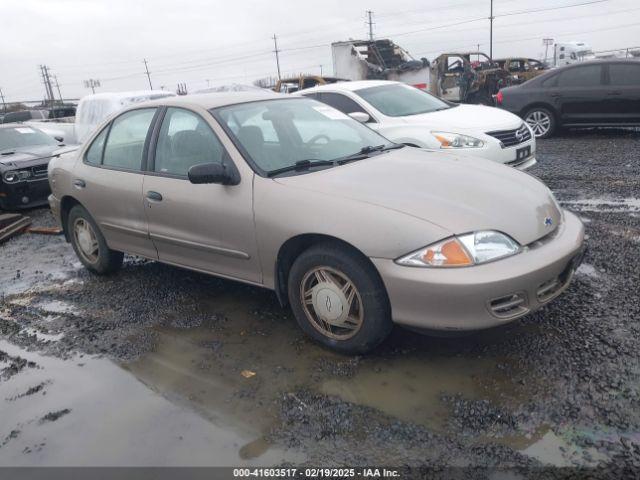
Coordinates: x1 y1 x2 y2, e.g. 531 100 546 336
488 292 529 319
31 164 49 178
487 124 532 148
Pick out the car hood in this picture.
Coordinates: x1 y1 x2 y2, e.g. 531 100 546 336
275 148 561 246
0 144 60 168
396 104 522 132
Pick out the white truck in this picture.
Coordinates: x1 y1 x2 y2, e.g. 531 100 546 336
27 90 175 145
553 41 596 67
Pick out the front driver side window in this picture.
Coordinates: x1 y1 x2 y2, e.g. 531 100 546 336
154 107 226 176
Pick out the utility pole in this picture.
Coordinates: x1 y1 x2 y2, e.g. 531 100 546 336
366 10 374 41
272 34 282 81
320 64 323 76
53 75 63 104
83 78 100 94
143 59 153 90
543 38 554 65
0 87 6 113
489 0 494 61
39 65 55 107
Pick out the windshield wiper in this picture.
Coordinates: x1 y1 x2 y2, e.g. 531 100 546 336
336 143 405 165
267 159 335 177
0 150 16 156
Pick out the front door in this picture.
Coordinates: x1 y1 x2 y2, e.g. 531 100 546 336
603 62 640 124
555 64 607 125
72 108 158 258
142 107 261 284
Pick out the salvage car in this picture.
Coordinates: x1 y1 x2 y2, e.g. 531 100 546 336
496 59 640 138
430 52 512 105
0 124 67 209
495 58 547 84
48 93 585 353
300 80 537 170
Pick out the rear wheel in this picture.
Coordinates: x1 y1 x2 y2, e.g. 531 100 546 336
287 243 392 354
68 205 123 275
524 107 556 138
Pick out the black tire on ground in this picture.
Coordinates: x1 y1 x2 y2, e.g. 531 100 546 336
67 205 123 275
524 106 556 139
287 242 393 354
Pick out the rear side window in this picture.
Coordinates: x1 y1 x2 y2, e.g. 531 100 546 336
557 65 602 87
317 92 368 116
85 127 108 165
102 109 156 171
154 108 226 176
608 63 640 86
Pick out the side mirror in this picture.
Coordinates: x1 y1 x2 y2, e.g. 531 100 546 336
54 136 64 143
188 163 237 185
348 112 370 123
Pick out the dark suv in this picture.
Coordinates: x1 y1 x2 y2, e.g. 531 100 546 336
495 59 640 138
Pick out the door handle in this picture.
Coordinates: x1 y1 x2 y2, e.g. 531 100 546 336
146 191 163 202
607 91 622 96
73 179 86 189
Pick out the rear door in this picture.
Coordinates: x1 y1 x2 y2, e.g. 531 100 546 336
604 62 640 124
142 106 260 283
72 108 158 258
555 64 607 125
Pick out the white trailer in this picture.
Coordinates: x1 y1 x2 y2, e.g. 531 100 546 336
553 41 596 67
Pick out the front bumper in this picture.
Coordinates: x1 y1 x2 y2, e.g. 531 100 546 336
371 210 585 331
0 177 51 210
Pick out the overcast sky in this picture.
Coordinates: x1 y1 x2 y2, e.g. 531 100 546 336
1 0 639 102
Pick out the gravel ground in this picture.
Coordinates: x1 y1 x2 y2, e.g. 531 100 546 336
0 129 639 476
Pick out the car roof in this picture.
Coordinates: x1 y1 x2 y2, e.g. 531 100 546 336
137 91 284 110
298 80 400 94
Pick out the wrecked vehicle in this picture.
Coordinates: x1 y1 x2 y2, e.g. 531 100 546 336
299 80 536 170
0 124 68 209
48 93 584 354
496 58 548 84
430 52 512 105
332 39 431 89
273 75 347 94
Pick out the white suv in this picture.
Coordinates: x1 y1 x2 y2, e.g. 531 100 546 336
298 80 537 170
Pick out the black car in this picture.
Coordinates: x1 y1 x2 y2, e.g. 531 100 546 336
0 124 65 210
1 110 48 124
496 59 640 138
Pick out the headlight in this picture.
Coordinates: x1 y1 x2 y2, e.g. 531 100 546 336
3 170 32 183
432 131 484 149
396 231 520 268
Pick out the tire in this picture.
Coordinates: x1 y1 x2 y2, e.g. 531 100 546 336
524 107 556 139
67 205 123 275
287 242 392 354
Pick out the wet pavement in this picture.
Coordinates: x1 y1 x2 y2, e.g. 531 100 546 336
1 129 639 474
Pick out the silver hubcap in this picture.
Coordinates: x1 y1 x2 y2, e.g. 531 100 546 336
525 110 551 137
300 266 363 340
73 218 99 264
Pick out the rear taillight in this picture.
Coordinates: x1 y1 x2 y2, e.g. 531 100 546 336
496 90 504 105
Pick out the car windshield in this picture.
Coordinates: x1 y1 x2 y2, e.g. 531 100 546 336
0 126 58 151
213 98 393 175
355 84 451 117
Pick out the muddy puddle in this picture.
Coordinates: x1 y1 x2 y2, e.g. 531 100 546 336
0 340 304 466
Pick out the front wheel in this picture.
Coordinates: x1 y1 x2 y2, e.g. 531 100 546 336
68 205 123 275
287 243 392 354
524 107 556 139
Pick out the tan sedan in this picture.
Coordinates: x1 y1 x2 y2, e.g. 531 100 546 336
48 93 585 353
